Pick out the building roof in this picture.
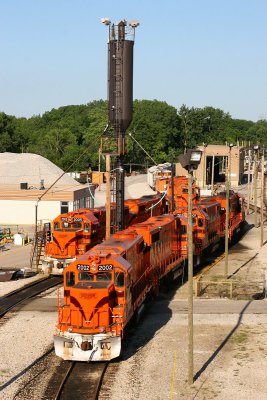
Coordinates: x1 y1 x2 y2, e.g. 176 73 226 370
0 152 80 188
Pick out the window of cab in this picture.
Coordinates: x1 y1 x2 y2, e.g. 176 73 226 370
54 222 60 230
84 223 90 232
73 221 82 229
152 231 160 243
198 218 204 227
181 225 187 235
66 271 75 287
137 240 145 253
78 271 112 281
115 271 125 287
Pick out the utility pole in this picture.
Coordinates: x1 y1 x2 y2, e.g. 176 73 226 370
106 154 111 240
253 146 259 227
187 171 193 385
261 152 264 246
229 145 232 187
224 168 230 278
171 162 175 212
98 147 102 191
202 143 207 189
247 148 251 215
211 154 215 192
224 144 233 278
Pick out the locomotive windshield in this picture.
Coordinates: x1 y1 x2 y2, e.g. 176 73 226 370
78 271 112 282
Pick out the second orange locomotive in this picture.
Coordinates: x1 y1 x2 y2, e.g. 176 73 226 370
42 195 165 275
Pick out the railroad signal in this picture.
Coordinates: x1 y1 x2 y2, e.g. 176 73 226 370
44 222 52 243
45 230 52 243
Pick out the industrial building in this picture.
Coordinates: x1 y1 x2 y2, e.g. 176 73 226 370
0 153 95 226
176 144 247 188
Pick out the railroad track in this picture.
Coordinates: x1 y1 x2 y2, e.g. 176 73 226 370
52 361 108 400
0 276 62 318
244 200 267 218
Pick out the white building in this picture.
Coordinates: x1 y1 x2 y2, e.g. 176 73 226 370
0 153 95 226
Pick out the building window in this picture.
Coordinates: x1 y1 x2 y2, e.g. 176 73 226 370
80 198 85 208
85 196 92 208
61 201 69 214
73 200 80 210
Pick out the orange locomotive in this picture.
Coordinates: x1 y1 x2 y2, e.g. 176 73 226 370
54 214 185 361
166 176 245 260
42 195 165 275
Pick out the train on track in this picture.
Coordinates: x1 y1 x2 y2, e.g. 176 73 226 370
54 176 245 362
42 195 165 275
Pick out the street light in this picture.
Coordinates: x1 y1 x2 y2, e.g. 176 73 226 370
178 148 202 386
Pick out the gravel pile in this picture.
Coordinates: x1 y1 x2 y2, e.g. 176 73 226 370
0 152 79 187
94 174 157 207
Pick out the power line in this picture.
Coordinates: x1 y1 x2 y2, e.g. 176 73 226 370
128 132 157 166
38 132 104 202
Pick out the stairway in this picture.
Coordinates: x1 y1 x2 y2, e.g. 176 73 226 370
30 226 46 271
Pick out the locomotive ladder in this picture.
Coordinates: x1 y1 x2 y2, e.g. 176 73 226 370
30 224 46 271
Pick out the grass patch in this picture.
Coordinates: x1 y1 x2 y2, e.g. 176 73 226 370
0 369 10 375
231 331 248 345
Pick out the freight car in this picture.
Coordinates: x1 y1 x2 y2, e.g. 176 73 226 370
42 195 165 275
54 214 184 361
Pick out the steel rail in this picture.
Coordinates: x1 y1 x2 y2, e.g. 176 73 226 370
54 361 108 400
0 276 62 318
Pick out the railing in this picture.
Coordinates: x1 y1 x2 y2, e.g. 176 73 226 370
194 275 266 299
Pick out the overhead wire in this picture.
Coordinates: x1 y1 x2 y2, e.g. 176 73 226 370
37 131 104 203
128 131 157 166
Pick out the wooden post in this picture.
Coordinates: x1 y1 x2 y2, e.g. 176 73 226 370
188 172 194 385
202 146 206 189
261 153 264 246
247 149 251 215
106 154 111 240
211 154 215 193
224 167 230 278
98 147 101 191
254 151 258 227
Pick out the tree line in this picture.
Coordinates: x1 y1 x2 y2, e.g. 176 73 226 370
0 100 266 172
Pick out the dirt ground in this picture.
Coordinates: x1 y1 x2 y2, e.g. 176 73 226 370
101 306 267 400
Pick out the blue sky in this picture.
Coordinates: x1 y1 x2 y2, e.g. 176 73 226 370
0 0 267 121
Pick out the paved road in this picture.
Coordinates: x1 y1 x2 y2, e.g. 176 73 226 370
0 244 31 269
17 296 267 315
153 298 267 314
